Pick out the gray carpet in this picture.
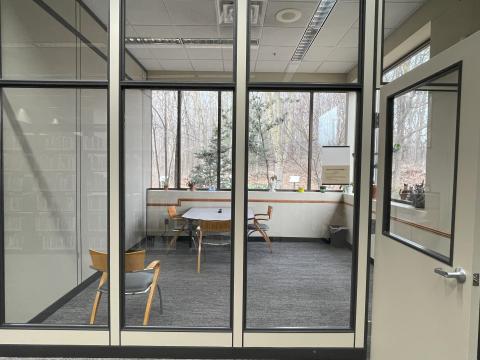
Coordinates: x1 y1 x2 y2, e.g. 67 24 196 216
42 239 353 329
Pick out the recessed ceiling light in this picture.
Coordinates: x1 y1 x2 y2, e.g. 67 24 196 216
276 8 302 24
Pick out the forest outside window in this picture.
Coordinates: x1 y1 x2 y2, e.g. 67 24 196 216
152 90 353 191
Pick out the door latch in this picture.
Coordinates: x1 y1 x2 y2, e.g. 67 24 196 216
434 267 467 284
473 273 479 286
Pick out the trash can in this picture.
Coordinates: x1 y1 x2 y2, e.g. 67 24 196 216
329 225 349 248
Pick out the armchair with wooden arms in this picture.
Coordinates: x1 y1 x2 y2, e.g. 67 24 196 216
195 220 231 273
247 205 273 252
89 249 162 326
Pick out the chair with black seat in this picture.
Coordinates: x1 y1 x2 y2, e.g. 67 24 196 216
247 205 273 252
89 249 162 326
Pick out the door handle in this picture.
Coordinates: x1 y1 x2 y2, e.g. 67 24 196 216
434 267 466 284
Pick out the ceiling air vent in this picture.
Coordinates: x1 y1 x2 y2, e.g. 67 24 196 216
216 0 267 26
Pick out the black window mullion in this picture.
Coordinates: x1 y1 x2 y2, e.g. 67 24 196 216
175 90 182 189
217 91 221 190
307 91 314 191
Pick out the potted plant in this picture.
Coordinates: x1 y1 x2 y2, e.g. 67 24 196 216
162 178 169 190
186 179 196 191
409 181 425 209
399 183 410 200
269 175 278 192
319 185 327 193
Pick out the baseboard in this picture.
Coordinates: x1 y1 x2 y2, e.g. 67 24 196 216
28 271 101 324
0 344 366 359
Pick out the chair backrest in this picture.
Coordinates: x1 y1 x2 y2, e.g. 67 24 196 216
167 206 177 219
267 205 273 219
198 220 231 234
125 249 146 272
89 249 146 273
90 249 108 272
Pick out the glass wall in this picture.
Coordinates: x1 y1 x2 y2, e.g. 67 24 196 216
249 0 361 83
123 0 235 82
0 0 109 327
2 88 108 325
124 89 233 328
122 0 236 329
1 0 108 80
245 90 357 329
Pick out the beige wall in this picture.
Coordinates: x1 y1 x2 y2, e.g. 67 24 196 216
384 0 480 67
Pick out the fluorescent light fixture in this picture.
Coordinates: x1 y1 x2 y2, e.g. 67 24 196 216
126 37 259 47
291 0 337 62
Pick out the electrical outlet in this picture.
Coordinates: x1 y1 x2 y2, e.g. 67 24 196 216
164 218 169 225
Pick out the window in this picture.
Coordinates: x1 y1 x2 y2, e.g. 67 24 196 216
383 44 430 83
151 91 178 188
150 91 234 190
311 92 349 190
384 67 461 262
248 92 310 190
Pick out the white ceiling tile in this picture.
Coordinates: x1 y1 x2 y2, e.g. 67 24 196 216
159 59 194 71
255 61 288 72
263 1 318 27
258 45 295 61
125 0 171 25
126 25 177 38
164 0 217 26
186 47 223 60
312 26 350 46
327 46 358 62
260 27 304 46
303 45 334 62
295 61 320 72
127 45 188 60
324 1 359 29
138 59 163 71
191 60 223 71
338 27 359 47
317 61 356 73
174 26 220 38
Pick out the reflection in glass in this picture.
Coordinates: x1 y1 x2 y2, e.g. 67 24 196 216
249 0 360 83
246 90 357 329
1 0 108 80
385 68 460 261
2 88 108 325
124 89 232 328
124 0 235 82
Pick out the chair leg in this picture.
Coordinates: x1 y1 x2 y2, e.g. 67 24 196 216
89 291 102 325
168 234 179 252
259 228 273 253
90 272 107 325
157 285 163 314
197 231 203 273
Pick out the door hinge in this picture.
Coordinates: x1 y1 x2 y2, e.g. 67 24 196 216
473 273 479 286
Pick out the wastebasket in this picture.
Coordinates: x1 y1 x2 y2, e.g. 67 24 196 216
328 225 349 248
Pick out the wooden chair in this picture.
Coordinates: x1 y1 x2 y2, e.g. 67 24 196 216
247 205 273 252
89 249 162 326
167 206 187 250
195 220 231 273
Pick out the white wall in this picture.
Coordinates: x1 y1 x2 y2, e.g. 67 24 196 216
124 90 152 250
146 190 350 240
